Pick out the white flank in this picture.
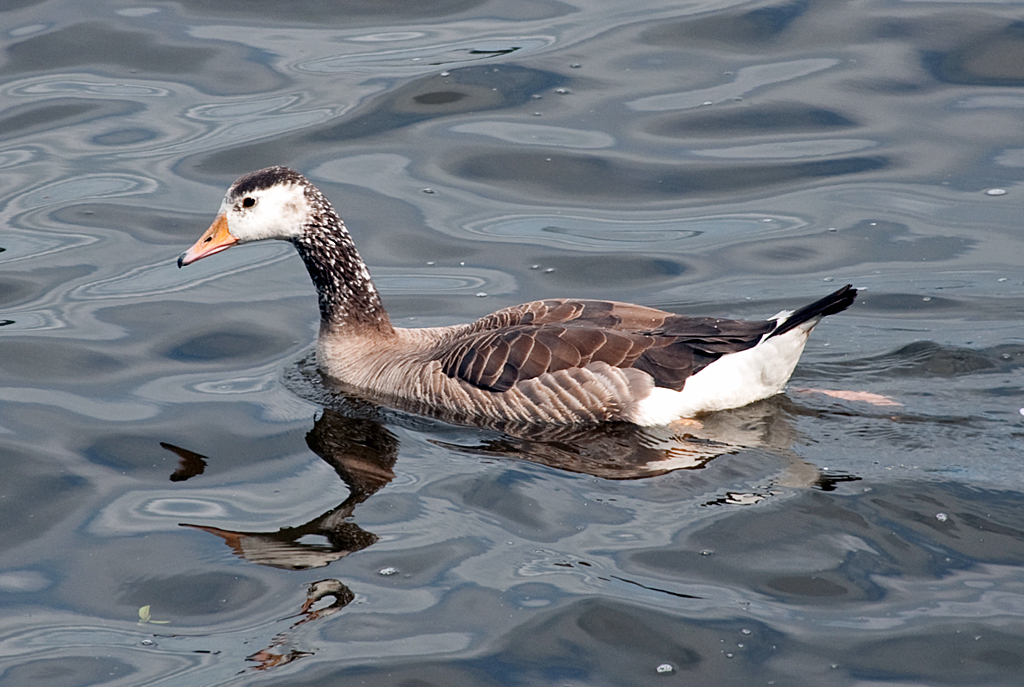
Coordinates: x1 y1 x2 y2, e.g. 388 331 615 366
628 318 817 426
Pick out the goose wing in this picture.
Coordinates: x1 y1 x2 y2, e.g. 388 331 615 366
433 299 774 393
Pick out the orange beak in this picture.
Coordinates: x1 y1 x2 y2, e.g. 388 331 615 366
178 214 238 267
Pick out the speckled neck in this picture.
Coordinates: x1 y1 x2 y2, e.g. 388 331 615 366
291 185 393 336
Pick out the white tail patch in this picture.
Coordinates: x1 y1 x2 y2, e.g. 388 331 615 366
627 319 818 426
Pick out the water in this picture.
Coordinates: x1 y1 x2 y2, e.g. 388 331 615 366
2 0 1024 685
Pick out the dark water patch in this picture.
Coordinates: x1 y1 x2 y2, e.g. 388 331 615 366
0 265 94 309
826 341 1024 380
627 481 1024 606
0 656 136 687
92 128 159 146
154 423 313 477
0 274 44 308
642 0 810 47
306 65 563 140
3 23 213 75
162 325 294 364
925 21 1024 86
645 103 857 139
525 254 688 290
856 293 1024 322
95 300 306 367
0 447 91 549
193 65 563 174
863 293 969 317
51 203 205 245
2 23 285 95
86 433 198 474
848 625 1024 684
356 539 488 589
847 77 933 95
0 339 123 383
764 573 855 598
447 150 889 203
293 596 787 686
118 571 267 617
0 0 47 11
0 100 143 141
713 219 974 276
430 467 631 539
871 18 915 40
858 293 970 316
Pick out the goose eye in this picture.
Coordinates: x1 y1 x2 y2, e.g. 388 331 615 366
241 197 256 208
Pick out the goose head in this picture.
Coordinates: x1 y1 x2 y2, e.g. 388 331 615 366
178 166 313 267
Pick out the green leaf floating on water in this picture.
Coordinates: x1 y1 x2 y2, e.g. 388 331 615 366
138 605 170 624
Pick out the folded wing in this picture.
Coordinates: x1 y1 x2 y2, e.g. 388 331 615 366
433 299 775 392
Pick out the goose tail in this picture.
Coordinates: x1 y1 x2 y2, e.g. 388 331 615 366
768 284 858 339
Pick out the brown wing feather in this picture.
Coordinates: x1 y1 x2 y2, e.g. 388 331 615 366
433 299 777 393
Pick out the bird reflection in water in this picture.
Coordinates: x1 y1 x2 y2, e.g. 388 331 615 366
162 379 862 671
170 377 846 572
245 578 354 671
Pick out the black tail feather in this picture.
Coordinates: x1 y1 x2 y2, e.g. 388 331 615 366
768 284 857 339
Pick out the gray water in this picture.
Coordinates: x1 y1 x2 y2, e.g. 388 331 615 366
2 1 1024 685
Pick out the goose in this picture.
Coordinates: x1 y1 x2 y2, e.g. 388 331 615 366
178 166 857 427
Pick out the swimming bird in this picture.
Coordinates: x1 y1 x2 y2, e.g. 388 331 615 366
178 166 857 426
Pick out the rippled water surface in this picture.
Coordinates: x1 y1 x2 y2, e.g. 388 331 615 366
2 0 1024 685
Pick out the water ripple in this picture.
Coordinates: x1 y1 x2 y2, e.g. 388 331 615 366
14 174 158 211
297 36 555 72
2 75 171 98
628 58 841 111
451 121 615 149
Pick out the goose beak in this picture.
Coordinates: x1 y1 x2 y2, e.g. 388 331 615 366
178 214 238 267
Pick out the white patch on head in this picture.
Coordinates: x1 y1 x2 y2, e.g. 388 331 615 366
222 182 310 243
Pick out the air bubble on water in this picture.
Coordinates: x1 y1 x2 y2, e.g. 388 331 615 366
379 567 398 576
555 88 570 94
422 188 434 194
140 639 155 647
741 628 752 635
936 512 948 522
985 188 1007 196
476 292 488 298
439 71 450 77
656 663 674 674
